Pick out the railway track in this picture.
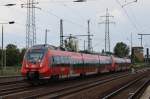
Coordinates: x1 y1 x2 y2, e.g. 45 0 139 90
0 68 149 99
0 82 31 96
0 75 23 85
41 69 149 99
103 72 150 99
22 73 131 99
1 71 130 99
0 76 31 98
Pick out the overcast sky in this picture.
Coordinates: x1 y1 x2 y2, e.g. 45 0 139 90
0 0 150 53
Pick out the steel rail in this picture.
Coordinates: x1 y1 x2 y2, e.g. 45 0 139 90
102 73 149 99
24 73 130 99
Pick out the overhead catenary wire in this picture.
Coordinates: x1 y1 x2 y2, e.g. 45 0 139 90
28 0 97 29
60 3 86 21
115 0 139 32
114 0 150 48
18 0 90 45
40 8 88 30
129 7 141 27
7 0 92 46
17 0 97 35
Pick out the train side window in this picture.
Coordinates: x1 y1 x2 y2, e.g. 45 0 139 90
64 56 67 64
71 59 74 65
60 56 64 64
70 58 72 64
70 58 74 65
63 56 67 64
86 60 88 66
74 59 77 66
75 60 77 66
67 57 69 64
87 60 90 66
52 56 61 65
72 59 75 66
49 56 52 67
65 57 68 64
67 57 70 64
65 56 68 64
51 56 55 66
54 56 57 64
58 56 61 64
63 56 65 64
73 58 75 65
84 60 86 66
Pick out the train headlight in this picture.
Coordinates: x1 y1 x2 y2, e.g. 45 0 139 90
26 64 29 68
40 63 43 68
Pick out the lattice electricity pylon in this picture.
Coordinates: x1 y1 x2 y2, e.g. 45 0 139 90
99 8 115 53
21 0 40 48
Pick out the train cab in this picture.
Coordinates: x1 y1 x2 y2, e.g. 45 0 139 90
21 45 52 80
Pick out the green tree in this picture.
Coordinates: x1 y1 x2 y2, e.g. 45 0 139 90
114 42 129 58
20 48 27 63
6 44 20 66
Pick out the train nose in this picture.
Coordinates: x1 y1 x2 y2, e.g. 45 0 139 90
27 71 39 80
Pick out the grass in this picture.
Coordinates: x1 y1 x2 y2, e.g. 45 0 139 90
0 66 21 76
133 63 149 67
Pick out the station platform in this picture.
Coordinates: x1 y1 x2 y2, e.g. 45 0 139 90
140 85 150 99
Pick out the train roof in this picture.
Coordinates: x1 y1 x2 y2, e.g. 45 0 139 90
31 44 57 50
30 44 130 61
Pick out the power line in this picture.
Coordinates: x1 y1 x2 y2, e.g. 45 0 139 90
122 0 137 7
40 9 88 30
61 3 86 21
115 0 139 31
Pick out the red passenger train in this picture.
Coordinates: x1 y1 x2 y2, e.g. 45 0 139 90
21 44 131 80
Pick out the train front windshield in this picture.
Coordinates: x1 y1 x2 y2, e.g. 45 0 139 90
26 49 46 63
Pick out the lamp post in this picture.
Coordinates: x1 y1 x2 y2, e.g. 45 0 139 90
0 4 15 72
73 0 86 2
0 21 15 70
4 4 16 6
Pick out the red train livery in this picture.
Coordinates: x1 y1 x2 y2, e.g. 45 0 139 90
21 44 131 80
